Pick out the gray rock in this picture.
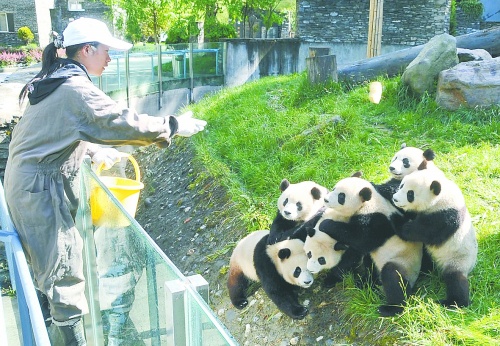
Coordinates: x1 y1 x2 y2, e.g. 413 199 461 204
436 57 500 110
457 48 492 63
402 33 458 96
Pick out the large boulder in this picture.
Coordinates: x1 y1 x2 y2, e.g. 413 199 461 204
457 48 492 62
436 57 500 110
402 34 458 96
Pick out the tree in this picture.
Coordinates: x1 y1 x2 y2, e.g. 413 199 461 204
17 26 34 45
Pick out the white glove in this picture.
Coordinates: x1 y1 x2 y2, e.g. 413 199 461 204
175 111 207 137
91 147 127 170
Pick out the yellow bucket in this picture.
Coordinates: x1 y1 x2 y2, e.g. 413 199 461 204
90 155 144 227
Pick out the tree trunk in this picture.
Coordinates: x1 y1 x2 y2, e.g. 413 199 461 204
338 27 500 84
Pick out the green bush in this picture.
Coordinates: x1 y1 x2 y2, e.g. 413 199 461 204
17 26 34 45
204 18 237 42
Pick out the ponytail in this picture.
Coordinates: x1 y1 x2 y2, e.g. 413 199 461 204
18 42 60 105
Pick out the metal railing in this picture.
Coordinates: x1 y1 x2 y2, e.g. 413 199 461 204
0 157 237 345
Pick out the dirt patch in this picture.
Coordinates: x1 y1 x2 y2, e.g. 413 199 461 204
133 140 376 346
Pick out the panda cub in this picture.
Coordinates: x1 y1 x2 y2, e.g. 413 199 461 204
392 163 478 308
303 209 365 288
375 143 440 201
319 174 423 316
227 230 313 320
268 179 328 245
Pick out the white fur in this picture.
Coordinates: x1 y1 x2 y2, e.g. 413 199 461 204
304 208 349 273
393 169 478 275
324 177 399 217
229 230 314 288
389 145 439 180
370 235 423 286
278 181 328 221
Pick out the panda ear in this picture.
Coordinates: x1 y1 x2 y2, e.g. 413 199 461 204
280 179 290 192
423 149 436 161
430 181 441 195
306 226 316 237
278 248 291 260
418 159 428 170
400 143 407 149
359 187 372 201
311 186 323 200
351 171 363 178
334 242 349 251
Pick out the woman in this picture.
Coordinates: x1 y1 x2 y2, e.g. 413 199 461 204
4 17 206 345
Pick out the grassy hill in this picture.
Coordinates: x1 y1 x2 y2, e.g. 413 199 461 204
187 72 500 344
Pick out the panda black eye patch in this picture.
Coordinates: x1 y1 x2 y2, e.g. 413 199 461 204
407 190 414 203
318 257 326 265
403 158 410 168
283 198 288 206
293 267 301 278
307 251 312 259
296 202 302 211
338 193 346 205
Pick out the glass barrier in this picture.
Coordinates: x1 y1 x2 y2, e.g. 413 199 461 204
91 42 225 97
78 157 237 345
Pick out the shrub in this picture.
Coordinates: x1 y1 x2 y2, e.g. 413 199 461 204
17 26 34 45
204 18 237 42
0 46 42 67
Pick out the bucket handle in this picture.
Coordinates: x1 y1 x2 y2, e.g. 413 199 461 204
95 154 141 182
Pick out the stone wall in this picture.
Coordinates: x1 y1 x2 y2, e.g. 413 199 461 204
50 0 111 35
0 0 40 47
297 0 452 46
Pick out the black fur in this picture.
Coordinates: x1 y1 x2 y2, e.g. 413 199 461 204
318 212 404 254
440 270 470 307
373 178 401 202
254 234 309 319
268 208 324 245
323 246 365 288
377 262 411 317
395 207 464 246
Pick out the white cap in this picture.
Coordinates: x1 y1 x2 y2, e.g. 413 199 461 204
63 17 132 51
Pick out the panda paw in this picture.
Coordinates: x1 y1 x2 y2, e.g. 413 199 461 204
233 299 249 309
377 305 404 317
290 306 309 320
322 276 342 288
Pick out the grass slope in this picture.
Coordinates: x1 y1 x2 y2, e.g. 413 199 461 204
189 72 500 345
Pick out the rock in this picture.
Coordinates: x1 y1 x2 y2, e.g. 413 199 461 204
402 33 458 96
457 48 492 62
436 57 500 110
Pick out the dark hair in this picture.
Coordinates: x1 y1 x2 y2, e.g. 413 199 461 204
18 41 99 105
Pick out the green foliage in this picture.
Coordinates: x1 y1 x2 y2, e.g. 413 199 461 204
189 73 500 343
458 0 484 20
165 17 199 44
203 18 237 42
17 26 34 44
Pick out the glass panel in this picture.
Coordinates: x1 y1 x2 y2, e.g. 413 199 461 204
77 158 236 345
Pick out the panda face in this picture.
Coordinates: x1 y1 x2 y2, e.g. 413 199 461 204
304 228 345 274
389 146 427 180
392 170 441 212
277 179 327 221
324 177 373 217
268 239 314 288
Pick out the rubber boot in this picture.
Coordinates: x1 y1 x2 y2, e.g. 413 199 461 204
52 317 87 346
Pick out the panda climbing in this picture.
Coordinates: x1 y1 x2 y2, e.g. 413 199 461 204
268 179 328 245
303 209 366 288
227 230 313 320
392 163 478 308
319 174 423 316
375 143 441 201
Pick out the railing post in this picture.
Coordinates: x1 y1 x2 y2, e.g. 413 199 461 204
165 279 186 346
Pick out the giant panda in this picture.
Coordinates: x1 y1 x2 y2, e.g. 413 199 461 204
303 209 366 288
319 174 423 316
268 179 328 245
375 143 440 201
392 163 478 308
227 230 314 320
